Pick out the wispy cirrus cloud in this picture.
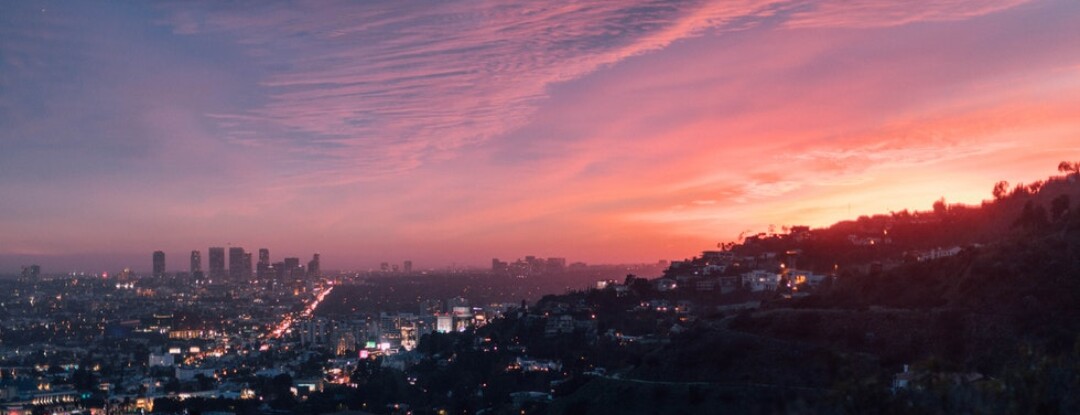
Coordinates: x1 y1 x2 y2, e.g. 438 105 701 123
160 1 776 182
157 0 1035 185
785 0 1032 28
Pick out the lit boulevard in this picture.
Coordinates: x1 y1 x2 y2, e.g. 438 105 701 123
267 284 334 340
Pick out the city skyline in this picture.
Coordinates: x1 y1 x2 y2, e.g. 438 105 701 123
3 1 1080 272
11 245 599 276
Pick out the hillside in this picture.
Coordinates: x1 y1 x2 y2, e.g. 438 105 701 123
725 173 1080 275
311 169 1080 414
539 170 1080 414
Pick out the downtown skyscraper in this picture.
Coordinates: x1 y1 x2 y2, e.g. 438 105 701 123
229 247 246 280
152 250 165 277
307 253 321 278
257 248 270 279
190 250 203 279
208 247 226 280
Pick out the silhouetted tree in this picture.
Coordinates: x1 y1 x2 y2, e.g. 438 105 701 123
270 373 296 410
1058 161 1079 176
992 181 1010 200
1027 180 1044 194
716 241 736 251
1012 182 1031 198
418 332 455 356
933 198 948 218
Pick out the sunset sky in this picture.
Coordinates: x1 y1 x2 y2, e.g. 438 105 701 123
2 0 1080 272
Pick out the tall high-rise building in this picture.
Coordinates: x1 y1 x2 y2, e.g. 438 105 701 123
307 253 321 278
229 247 246 280
190 250 202 275
272 261 286 280
152 251 166 277
492 258 508 273
257 248 270 279
284 257 301 279
243 252 253 279
208 247 226 280
403 260 413 273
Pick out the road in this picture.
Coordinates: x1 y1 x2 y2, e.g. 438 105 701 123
265 284 334 339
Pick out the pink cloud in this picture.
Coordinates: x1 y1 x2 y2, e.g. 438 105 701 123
159 0 1038 186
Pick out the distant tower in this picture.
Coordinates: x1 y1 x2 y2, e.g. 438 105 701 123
190 250 202 277
403 260 413 273
257 248 270 279
208 247 226 280
307 253 321 278
491 258 508 273
284 257 300 279
243 252 253 279
152 251 166 277
229 247 245 280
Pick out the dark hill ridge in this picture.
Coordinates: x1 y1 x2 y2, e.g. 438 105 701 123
335 169 1080 414
722 173 1080 276
539 170 1080 414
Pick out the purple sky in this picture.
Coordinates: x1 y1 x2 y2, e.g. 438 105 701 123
2 1 1080 273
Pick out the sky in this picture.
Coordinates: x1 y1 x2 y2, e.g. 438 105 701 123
2 0 1080 273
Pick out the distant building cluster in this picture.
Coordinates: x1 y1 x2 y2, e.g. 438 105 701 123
491 255 580 276
375 260 414 274
149 247 322 284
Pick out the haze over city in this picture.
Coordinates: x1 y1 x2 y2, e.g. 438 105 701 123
3 0 1080 272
